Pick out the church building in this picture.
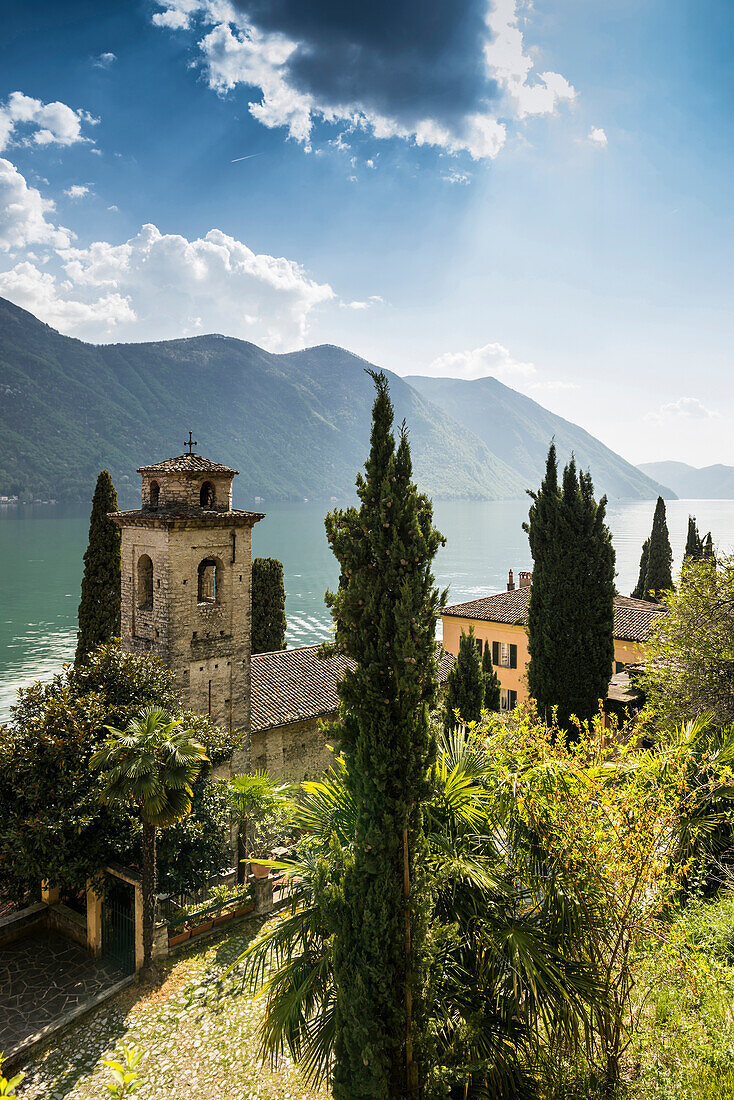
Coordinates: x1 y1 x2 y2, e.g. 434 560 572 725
111 443 454 780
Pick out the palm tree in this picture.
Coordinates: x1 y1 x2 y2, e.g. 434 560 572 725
227 732 599 1096
91 707 208 974
226 771 294 882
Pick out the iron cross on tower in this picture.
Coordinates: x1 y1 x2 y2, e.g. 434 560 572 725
184 431 197 454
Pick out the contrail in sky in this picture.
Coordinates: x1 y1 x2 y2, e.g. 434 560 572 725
231 153 263 163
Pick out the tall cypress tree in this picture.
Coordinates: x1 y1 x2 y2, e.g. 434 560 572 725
251 557 287 653
75 470 121 664
702 531 715 562
443 628 484 731
322 370 443 1098
631 538 650 599
525 445 615 730
642 496 674 600
482 639 501 712
684 516 703 563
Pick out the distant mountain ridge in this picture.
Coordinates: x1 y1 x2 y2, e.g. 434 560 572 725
407 375 675 502
0 296 672 505
637 460 734 499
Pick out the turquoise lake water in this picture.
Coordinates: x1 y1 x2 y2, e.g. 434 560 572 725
2 497 734 721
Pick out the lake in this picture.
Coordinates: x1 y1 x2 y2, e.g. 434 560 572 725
2 497 734 721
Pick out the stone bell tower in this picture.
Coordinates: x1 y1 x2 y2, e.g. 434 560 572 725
110 438 264 741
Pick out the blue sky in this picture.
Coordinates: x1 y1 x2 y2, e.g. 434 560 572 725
0 0 732 468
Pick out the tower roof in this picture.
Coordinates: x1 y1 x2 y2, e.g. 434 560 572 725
137 454 239 476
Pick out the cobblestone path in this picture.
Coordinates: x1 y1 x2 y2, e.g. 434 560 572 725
0 931 127 1054
18 915 329 1100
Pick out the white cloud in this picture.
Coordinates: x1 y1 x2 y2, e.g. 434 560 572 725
93 52 117 68
342 295 384 311
0 261 134 331
442 168 472 185
0 158 72 251
0 221 335 346
425 341 537 381
0 92 97 153
484 0 577 119
150 0 574 162
588 126 608 146
63 184 91 200
644 397 720 424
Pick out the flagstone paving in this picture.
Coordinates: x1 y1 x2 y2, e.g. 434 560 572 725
0 930 127 1055
18 915 329 1100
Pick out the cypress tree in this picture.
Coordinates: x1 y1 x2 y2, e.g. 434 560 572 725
443 628 484 731
525 445 616 730
75 470 121 664
684 516 703 563
642 496 674 600
482 639 501 712
702 531 714 561
322 370 444 1098
251 557 287 653
631 538 650 599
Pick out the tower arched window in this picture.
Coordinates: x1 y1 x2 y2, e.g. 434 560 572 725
200 481 216 509
197 557 220 604
137 554 153 610
149 480 160 510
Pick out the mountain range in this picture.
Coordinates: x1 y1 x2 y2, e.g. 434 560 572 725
0 296 672 506
637 461 734 500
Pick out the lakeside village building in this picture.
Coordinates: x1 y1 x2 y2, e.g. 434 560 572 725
442 570 665 716
110 448 663 780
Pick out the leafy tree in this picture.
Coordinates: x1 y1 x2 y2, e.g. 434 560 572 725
156 774 232 896
631 538 650 599
636 496 674 601
684 515 703 563
0 644 229 902
230 730 599 1098
226 771 294 881
640 554 734 730
252 558 287 653
321 370 444 1097
75 470 121 664
482 640 501 712
91 707 208 974
443 628 484 731
525 444 616 729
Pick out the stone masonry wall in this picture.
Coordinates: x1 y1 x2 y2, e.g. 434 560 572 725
120 520 253 751
142 473 233 512
250 716 335 784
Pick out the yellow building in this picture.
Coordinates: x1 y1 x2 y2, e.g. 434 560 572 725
442 570 664 712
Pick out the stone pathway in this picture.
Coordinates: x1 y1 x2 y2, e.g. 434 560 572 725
18 915 329 1099
0 931 127 1054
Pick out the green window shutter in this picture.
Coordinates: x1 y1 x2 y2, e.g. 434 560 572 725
492 641 500 666
510 644 517 669
509 690 517 710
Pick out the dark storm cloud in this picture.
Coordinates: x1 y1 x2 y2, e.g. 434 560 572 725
232 0 497 127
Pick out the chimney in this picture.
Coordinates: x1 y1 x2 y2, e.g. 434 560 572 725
507 569 515 592
519 571 532 588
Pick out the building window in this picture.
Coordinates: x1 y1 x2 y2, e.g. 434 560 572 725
137 554 153 610
197 558 220 604
500 689 518 711
200 481 216 509
615 661 626 674
149 480 160 510
493 641 518 669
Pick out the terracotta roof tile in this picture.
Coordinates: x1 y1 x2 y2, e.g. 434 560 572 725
137 454 239 476
444 587 664 644
251 643 455 734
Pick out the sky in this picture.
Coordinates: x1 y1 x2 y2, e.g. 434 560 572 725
0 0 732 468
